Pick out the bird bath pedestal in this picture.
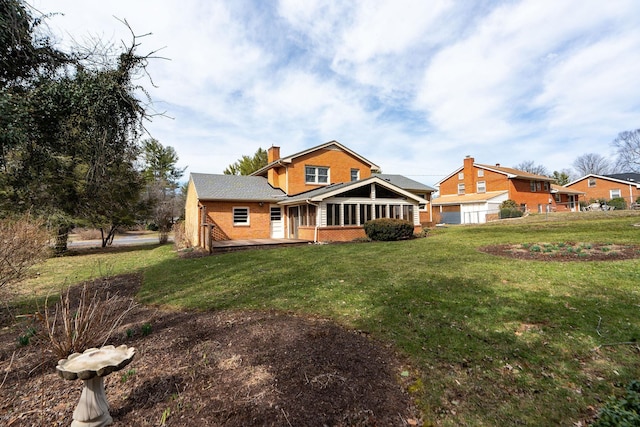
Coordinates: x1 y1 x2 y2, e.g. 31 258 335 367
56 345 135 427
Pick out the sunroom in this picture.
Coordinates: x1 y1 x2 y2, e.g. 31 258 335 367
279 176 428 242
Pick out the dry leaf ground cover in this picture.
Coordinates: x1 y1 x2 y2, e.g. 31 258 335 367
1 275 420 426
2 211 640 425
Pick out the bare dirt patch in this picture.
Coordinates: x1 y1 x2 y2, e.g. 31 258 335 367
1 274 421 426
480 242 640 261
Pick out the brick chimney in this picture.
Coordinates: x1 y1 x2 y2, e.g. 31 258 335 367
464 156 476 193
268 146 280 163
464 155 474 171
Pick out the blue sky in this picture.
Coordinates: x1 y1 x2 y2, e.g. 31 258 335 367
34 0 640 185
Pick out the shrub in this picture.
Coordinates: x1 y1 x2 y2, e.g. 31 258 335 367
499 208 524 219
363 218 414 241
500 199 518 209
608 197 627 210
593 380 640 426
0 213 51 290
172 221 190 250
499 199 523 219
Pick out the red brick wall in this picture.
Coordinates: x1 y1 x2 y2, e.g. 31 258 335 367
285 148 372 195
439 164 510 196
314 225 423 242
509 179 553 211
317 226 367 242
201 201 271 240
298 227 316 241
483 169 510 192
568 177 639 205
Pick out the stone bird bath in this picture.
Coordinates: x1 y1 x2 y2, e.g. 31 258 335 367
56 345 135 427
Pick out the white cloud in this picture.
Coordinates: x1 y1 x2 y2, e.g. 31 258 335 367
26 0 640 182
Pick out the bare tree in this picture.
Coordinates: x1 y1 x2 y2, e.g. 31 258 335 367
572 153 611 176
0 213 50 290
513 160 549 176
612 129 640 173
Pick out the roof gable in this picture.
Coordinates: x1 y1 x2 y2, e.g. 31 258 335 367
435 162 553 186
281 176 427 205
475 164 554 181
251 140 380 176
566 174 640 187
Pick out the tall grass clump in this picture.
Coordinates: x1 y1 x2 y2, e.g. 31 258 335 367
41 282 137 359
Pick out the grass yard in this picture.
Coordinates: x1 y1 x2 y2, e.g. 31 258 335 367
15 211 640 425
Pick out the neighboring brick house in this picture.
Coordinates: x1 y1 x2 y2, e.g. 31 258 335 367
565 173 640 207
551 185 584 212
185 141 434 247
432 156 556 224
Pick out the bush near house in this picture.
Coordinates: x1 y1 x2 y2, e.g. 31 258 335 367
499 199 524 219
608 197 627 210
363 218 414 241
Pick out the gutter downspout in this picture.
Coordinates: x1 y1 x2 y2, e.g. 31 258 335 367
306 200 320 243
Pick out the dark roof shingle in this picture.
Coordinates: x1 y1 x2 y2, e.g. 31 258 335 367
190 173 286 201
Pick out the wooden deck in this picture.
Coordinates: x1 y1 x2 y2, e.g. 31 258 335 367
209 238 311 253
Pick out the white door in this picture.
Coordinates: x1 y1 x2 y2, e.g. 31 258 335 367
270 206 284 238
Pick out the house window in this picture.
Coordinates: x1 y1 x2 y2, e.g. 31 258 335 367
458 183 465 194
233 207 249 225
610 189 621 199
530 181 536 192
326 203 340 226
478 169 484 177
458 172 464 180
530 181 542 192
390 205 402 219
588 178 596 187
270 207 281 221
350 169 360 182
555 194 561 203
305 166 329 184
544 182 549 191
416 193 428 211
375 204 387 219
477 181 486 193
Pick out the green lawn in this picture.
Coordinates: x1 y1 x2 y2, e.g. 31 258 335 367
18 211 640 425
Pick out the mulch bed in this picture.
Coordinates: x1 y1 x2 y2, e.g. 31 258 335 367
479 242 640 261
0 274 421 426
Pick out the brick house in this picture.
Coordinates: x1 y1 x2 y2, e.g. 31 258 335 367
551 185 584 212
565 173 640 207
432 156 557 224
184 141 434 247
